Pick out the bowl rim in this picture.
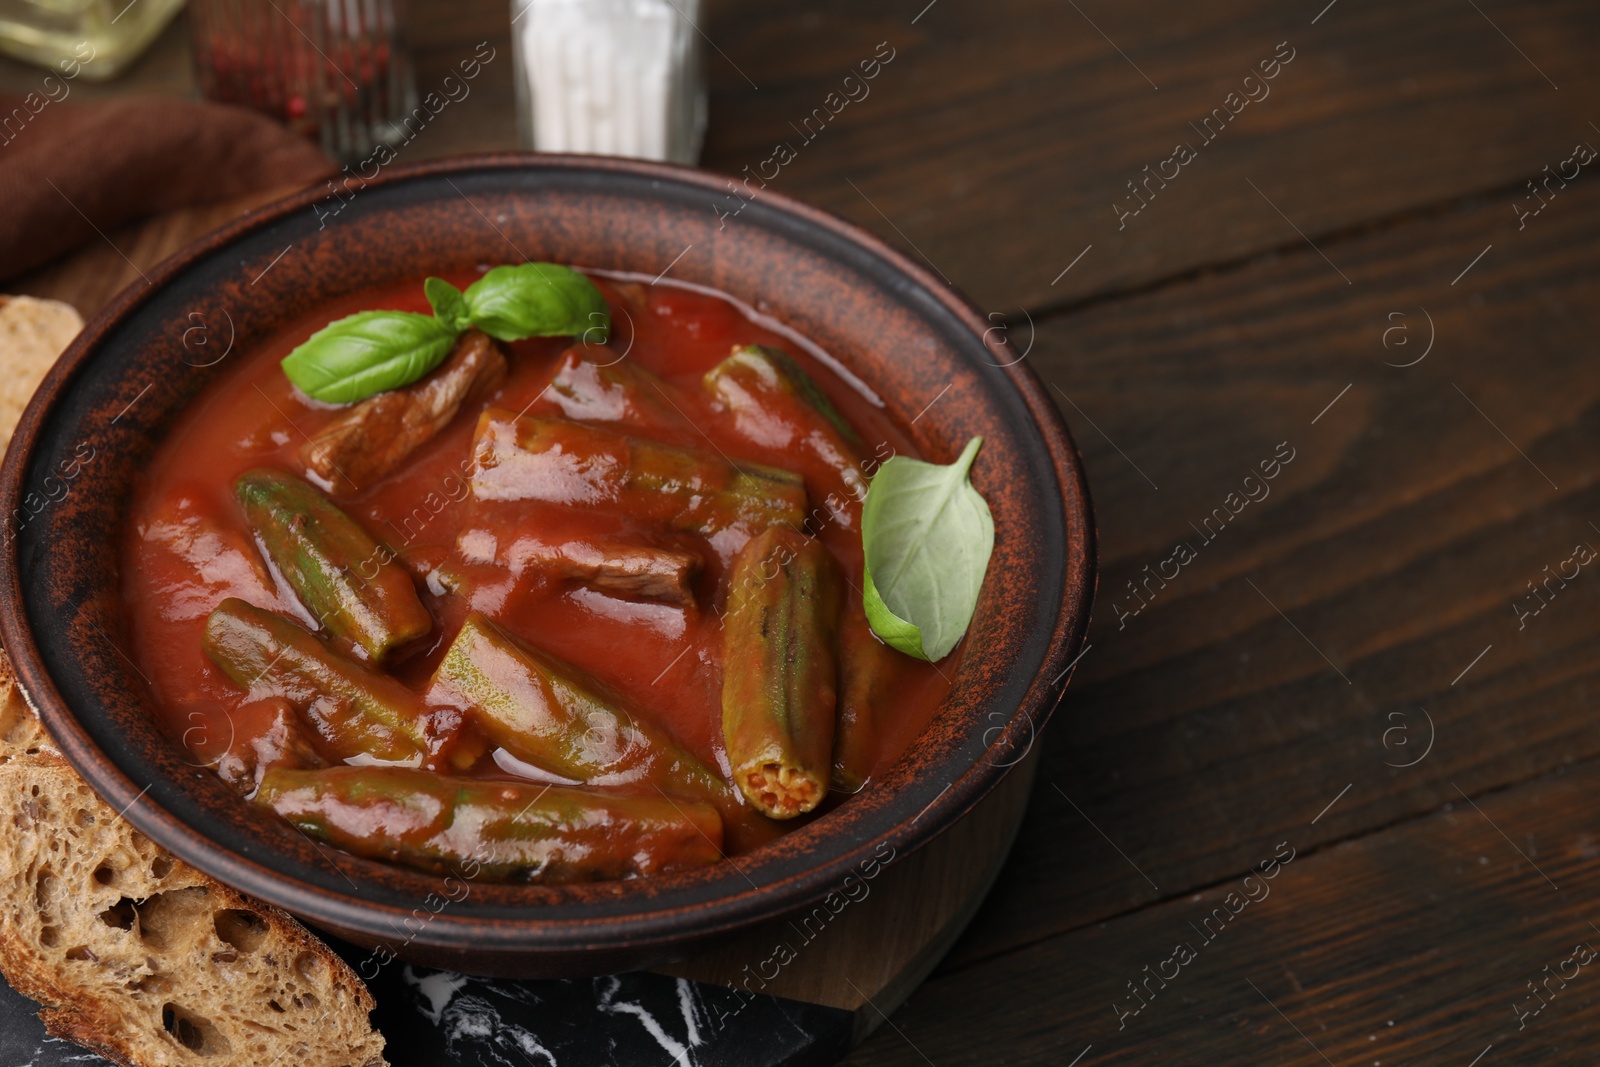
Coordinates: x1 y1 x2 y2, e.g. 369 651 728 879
0 153 1095 960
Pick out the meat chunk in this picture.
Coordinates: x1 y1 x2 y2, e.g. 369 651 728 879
538 538 702 605
212 697 329 796
301 328 506 493
457 527 702 607
535 346 692 438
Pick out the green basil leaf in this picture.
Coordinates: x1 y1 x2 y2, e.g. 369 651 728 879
424 276 470 333
460 263 611 343
862 568 927 655
280 311 459 404
861 437 994 661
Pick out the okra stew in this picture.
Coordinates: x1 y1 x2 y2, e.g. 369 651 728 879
122 267 963 884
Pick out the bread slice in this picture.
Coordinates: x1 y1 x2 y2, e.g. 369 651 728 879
0 294 82 454
0 661 54 764
0 653 387 1067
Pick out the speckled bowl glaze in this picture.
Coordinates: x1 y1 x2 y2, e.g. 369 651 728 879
0 155 1094 977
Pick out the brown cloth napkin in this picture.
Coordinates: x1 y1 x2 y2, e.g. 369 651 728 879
0 94 336 283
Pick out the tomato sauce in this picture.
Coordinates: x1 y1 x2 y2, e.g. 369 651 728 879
121 272 953 858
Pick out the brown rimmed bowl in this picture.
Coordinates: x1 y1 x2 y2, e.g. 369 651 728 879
0 155 1094 977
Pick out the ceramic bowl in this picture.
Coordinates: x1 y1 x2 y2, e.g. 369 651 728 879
0 155 1094 977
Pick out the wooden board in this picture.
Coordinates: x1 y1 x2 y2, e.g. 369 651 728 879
10 186 300 314
665 749 1038 1043
935 167 1600 974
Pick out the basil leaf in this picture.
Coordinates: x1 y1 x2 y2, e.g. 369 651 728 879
280 311 459 404
862 569 926 654
460 263 611 343
425 276 470 333
861 437 994 661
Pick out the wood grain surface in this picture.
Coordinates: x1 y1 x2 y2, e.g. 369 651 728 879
2 0 1597 1062
10 186 299 312
847 759 1600 1066
702 0 1600 310
931 168 1600 976
10 1 1600 312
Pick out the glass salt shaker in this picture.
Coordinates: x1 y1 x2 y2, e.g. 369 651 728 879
511 0 706 165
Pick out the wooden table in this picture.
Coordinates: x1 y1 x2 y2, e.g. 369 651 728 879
6 1 1600 1063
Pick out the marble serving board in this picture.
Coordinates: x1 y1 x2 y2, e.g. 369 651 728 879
0 948 854 1067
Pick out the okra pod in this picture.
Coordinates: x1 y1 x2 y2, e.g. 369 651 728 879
301 329 507 493
706 346 905 789
257 766 725 881
704 345 869 529
720 527 843 818
236 468 431 662
469 411 807 541
202 598 427 765
428 612 731 805
536 346 691 437
830 605 900 792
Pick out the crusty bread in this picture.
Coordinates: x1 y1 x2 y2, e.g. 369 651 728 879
0 660 53 763
0 653 387 1067
0 295 82 453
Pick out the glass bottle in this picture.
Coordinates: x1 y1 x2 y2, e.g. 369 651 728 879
188 0 418 163
0 0 184 80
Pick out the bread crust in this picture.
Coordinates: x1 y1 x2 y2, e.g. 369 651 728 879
0 651 386 1067
0 294 82 454
0 652 54 762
